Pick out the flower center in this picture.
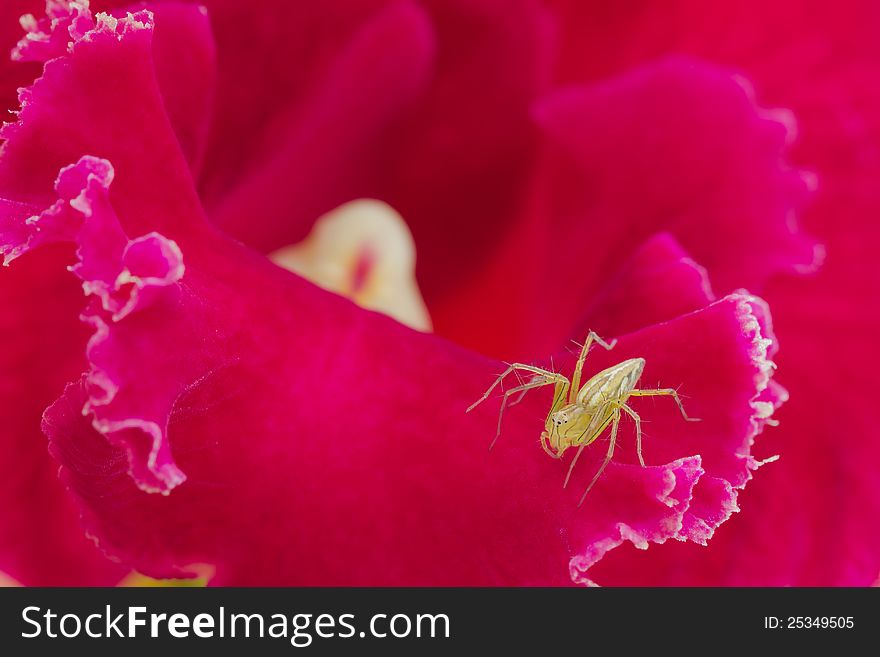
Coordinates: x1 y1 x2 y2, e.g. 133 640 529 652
270 199 432 332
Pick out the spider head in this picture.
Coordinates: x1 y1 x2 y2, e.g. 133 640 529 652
545 404 589 456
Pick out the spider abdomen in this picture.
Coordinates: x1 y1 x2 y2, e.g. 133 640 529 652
575 357 645 408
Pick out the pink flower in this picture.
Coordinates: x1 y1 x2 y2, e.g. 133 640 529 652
0 0 875 586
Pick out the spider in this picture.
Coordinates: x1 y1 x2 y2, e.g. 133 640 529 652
467 331 699 506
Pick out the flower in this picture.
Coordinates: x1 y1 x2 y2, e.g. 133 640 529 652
0 0 876 586
543 0 880 586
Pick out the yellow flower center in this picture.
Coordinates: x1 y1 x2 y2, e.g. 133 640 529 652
270 200 432 332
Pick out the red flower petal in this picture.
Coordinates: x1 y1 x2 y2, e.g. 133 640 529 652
0 1 43 113
574 232 715 338
34 160 779 583
546 0 880 586
0 10 211 244
0 4 213 220
199 0 554 302
433 58 814 359
31 156 715 582
0 7 780 585
11 1 96 64
41 245 775 584
0 3 206 583
0 243 126 585
379 0 555 300
192 0 404 217
14 155 192 493
533 57 817 293
203 0 434 255
0 1 135 586
569 233 772 550
147 2 217 174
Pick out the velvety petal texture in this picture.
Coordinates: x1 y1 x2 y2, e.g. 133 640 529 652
0 2 211 584
197 0 555 302
3 0 874 588
573 232 716 338
433 58 815 359
0 1 44 114
0 1 128 586
545 0 880 586
0 243 126 585
0 7 781 585
202 0 435 254
37 169 779 583
532 59 818 292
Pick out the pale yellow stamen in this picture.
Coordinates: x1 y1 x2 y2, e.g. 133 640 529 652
1 569 208 588
118 564 214 587
270 199 432 332
0 571 21 587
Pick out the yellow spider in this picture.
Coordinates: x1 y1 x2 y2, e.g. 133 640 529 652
468 332 698 506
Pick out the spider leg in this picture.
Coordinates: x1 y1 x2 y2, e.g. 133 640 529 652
563 444 586 488
541 431 562 459
619 403 644 467
509 369 572 409
629 388 700 422
508 375 540 407
505 371 531 407
489 377 559 451
570 331 617 402
578 408 621 507
466 363 562 413
561 419 598 487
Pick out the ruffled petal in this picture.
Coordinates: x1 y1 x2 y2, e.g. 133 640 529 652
566 293 781 583
0 2 202 583
0 4 210 240
0 2 43 113
433 58 813 359
573 232 715 338
0 6 146 585
0 10 779 582
532 57 817 297
12 1 95 64
39 224 777 584
0 0 826 588
570 235 781 558
546 0 880 586
0 243 126 585
10 1 216 173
